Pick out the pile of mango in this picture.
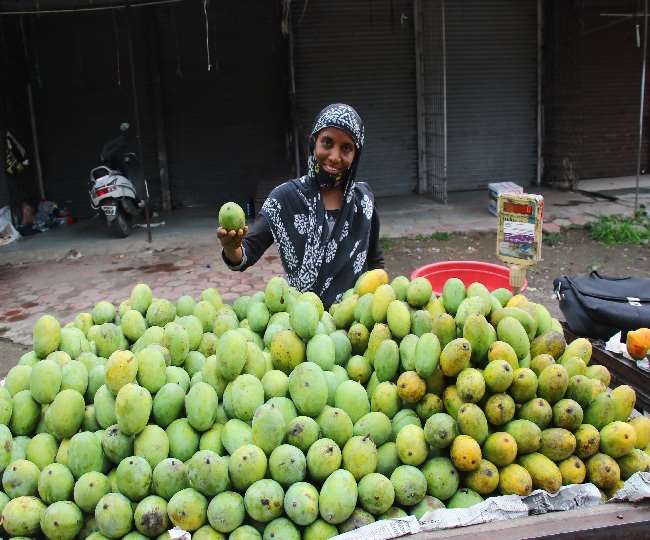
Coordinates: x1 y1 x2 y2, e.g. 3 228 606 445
0 270 648 540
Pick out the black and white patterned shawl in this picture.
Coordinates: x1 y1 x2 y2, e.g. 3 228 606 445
260 104 375 307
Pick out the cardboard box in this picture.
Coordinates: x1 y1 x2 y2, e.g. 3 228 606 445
488 182 524 215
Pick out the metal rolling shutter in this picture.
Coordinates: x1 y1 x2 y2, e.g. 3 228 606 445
291 0 417 197
446 0 537 191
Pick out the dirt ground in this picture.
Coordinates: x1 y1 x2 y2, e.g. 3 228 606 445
1 227 647 377
0 339 28 376
383 228 650 319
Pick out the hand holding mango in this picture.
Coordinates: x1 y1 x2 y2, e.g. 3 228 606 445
217 202 248 253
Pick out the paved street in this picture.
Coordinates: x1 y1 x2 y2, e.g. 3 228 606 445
0 243 283 348
1 185 648 358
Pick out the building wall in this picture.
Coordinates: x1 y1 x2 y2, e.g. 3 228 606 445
422 0 447 201
2 0 545 217
543 0 649 184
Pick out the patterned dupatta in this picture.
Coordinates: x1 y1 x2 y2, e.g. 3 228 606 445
260 104 375 307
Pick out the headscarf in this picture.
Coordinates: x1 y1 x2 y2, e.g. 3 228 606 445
260 103 375 307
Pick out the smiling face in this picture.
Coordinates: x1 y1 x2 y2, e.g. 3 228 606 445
314 127 356 176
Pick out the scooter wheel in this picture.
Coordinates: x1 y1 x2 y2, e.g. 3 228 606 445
112 211 132 238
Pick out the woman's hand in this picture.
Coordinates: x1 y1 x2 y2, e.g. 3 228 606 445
217 226 248 249
217 226 248 265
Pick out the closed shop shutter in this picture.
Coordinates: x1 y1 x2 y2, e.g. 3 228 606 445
292 0 418 197
446 0 537 191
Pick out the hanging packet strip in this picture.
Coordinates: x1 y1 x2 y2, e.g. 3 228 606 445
496 193 544 265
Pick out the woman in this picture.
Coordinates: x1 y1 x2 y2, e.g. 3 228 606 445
218 103 384 307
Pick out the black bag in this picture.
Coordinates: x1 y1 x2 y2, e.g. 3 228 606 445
553 271 650 340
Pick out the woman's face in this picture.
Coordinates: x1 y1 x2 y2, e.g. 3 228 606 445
314 127 356 176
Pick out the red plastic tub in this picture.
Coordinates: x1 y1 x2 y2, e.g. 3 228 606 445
410 260 527 296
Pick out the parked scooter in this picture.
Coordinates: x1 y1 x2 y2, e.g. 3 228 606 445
89 123 142 237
